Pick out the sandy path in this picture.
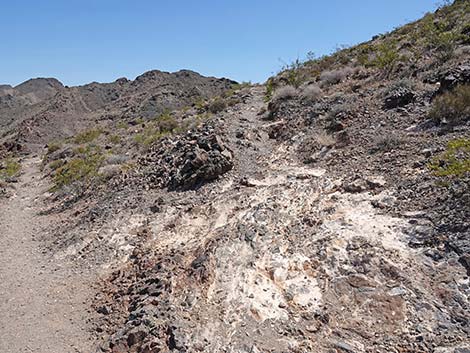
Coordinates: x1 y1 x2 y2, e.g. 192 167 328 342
0 157 96 353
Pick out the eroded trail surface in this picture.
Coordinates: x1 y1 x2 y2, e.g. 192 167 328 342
0 157 95 353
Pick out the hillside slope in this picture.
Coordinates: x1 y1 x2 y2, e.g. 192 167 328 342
0 70 235 152
0 1 469 353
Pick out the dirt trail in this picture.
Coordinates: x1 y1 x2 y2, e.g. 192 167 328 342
0 157 96 353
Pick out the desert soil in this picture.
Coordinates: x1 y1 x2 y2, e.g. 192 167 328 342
0 157 96 353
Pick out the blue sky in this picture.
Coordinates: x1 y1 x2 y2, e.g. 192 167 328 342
1 0 438 86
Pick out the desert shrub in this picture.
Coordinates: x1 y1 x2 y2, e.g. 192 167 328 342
73 128 102 144
226 97 241 107
433 31 459 61
193 97 208 112
222 82 251 98
265 78 275 101
300 84 323 103
313 131 336 147
134 128 168 147
52 147 104 190
156 112 179 133
372 134 403 152
271 85 298 102
356 43 375 67
320 70 343 85
372 42 401 75
0 158 21 179
98 165 122 180
48 159 66 171
105 154 129 165
279 57 307 88
286 69 303 88
107 134 121 144
116 121 128 129
383 79 416 96
46 142 62 155
325 103 352 131
328 103 352 119
429 85 470 125
418 12 459 61
429 138 470 177
208 97 227 114
319 67 354 86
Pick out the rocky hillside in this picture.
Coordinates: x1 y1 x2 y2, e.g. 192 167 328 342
0 1 469 353
0 70 235 152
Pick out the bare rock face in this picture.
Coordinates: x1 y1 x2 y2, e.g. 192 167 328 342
138 126 233 191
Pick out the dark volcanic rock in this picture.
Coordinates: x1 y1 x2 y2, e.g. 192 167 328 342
0 70 236 150
138 125 233 191
437 63 470 94
383 87 415 109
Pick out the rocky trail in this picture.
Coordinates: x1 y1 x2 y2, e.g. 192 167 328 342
0 157 96 353
1 2 470 348
93 87 469 352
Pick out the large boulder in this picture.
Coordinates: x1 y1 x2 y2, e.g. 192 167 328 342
139 126 233 191
437 64 470 93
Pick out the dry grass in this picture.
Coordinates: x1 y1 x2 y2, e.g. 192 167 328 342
429 85 470 125
300 84 322 103
313 131 336 147
271 85 298 102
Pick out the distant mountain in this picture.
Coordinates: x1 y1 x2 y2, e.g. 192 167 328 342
0 70 235 151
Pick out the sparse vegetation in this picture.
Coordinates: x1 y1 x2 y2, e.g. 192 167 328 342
107 134 121 145
208 97 227 114
155 111 179 133
429 138 470 177
300 84 322 103
265 78 275 101
223 82 252 98
371 41 401 75
429 85 470 125
51 145 104 190
73 128 102 144
320 67 354 86
382 78 416 96
46 142 62 155
116 121 128 129
313 131 336 147
134 128 167 147
372 134 403 152
271 85 297 103
0 158 21 179
104 154 129 166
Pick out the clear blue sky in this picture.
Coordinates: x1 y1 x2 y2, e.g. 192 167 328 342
1 0 439 86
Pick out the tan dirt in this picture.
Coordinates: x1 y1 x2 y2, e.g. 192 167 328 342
0 157 96 353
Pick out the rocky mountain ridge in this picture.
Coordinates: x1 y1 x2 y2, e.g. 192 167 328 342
0 70 235 152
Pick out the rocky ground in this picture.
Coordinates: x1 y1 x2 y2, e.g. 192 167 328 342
0 1 469 352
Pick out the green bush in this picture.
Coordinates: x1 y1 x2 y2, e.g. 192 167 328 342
156 112 178 133
208 97 227 114
265 78 275 102
46 142 62 155
372 42 401 75
134 128 167 147
0 158 21 179
429 85 470 125
52 147 103 190
73 128 102 144
429 138 470 177
107 134 121 144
